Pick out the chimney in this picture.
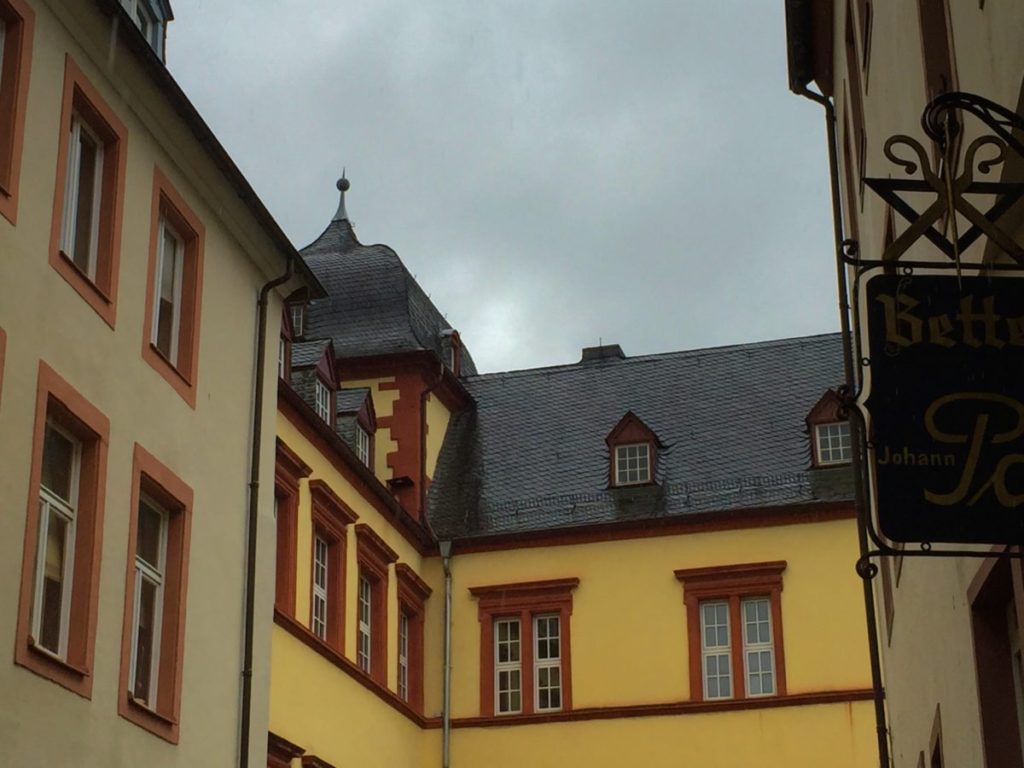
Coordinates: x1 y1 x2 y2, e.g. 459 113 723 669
580 344 625 363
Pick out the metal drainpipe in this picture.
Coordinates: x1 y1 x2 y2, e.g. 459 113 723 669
239 255 295 768
439 540 454 768
796 84 892 768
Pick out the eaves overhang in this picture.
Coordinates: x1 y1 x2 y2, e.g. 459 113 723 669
784 0 833 98
92 0 326 299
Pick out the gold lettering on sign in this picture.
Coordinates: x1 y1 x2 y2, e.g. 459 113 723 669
875 293 1024 348
922 393 1024 507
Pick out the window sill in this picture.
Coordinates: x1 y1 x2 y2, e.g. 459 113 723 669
49 249 117 329
142 341 197 409
13 635 93 698
119 691 180 743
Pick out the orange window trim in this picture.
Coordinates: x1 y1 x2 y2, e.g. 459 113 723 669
141 166 206 408
355 524 398 684
15 361 110 698
48 55 128 329
674 561 787 701
118 443 194 743
274 439 312 616
396 563 431 712
470 577 579 717
0 0 34 225
309 480 357 649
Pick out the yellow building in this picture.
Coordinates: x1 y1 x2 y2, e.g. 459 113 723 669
785 2 1024 766
0 1 318 764
267 183 879 767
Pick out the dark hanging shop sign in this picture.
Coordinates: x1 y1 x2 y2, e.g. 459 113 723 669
858 270 1024 544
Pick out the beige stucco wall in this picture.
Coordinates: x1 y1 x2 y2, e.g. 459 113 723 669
828 2 1024 766
0 0 296 764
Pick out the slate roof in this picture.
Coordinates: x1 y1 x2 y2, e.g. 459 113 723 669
336 387 371 414
300 199 477 375
427 333 853 539
291 339 331 369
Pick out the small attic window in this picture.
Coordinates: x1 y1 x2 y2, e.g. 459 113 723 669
119 0 167 59
815 422 851 466
315 379 332 424
806 389 852 468
355 425 371 467
615 444 651 485
290 304 306 338
606 411 660 488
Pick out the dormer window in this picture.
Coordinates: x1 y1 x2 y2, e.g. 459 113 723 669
806 389 852 468
315 379 331 424
615 444 651 485
442 329 461 376
355 425 371 467
291 304 306 339
118 0 168 60
815 422 851 466
606 411 661 488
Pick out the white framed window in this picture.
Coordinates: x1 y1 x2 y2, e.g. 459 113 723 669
700 600 732 700
398 611 410 701
151 216 185 362
742 597 775 697
315 380 331 424
118 0 162 51
357 576 372 673
130 494 168 708
534 614 562 712
311 534 329 641
60 113 104 280
277 337 287 380
355 425 370 467
494 617 522 714
615 443 651 486
816 421 851 465
31 422 82 659
290 304 305 338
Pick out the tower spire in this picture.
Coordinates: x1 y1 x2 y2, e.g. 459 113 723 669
332 171 350 222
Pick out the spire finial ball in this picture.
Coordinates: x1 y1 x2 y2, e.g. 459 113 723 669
337 177 350 192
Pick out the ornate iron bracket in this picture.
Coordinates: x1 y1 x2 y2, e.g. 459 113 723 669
855 91 1024 268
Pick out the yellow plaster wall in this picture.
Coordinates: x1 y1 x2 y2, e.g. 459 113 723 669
342 376 399 481
449 699 877 768
423 392 451 480
446 517 871 717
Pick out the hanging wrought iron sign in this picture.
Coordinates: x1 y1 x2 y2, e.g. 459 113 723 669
857 269 1024 544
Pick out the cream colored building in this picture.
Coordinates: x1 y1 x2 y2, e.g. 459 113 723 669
786 2 1024 766
0 0 317 764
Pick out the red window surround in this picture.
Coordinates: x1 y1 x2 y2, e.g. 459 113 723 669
309 479 357 650
805 389 849 468
117 443 194 743
396 563 432 712
274 439 311 615
140 166 206 408
0 0 35 225
674 561 787 701
267 732 305 768
355 523 398 684
47 55 128 329
470 577 578 717
606 410 659 488
15 361 110 698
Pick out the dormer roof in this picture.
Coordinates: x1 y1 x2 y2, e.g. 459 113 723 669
300 180 477 375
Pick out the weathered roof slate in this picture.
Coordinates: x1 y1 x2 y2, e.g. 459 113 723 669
301 217 477 375
427 333 853 539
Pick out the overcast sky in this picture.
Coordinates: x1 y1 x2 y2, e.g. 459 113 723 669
168 1 838 374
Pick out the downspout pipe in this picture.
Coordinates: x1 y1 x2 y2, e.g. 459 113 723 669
439 540 454 768
795 84 891 768
239 255 295 768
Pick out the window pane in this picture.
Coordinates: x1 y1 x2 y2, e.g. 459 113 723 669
41 426 76 503
72 130 100 275
137 499 163 569
155 225 180 359
38 510 68 654
133 576 159 703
